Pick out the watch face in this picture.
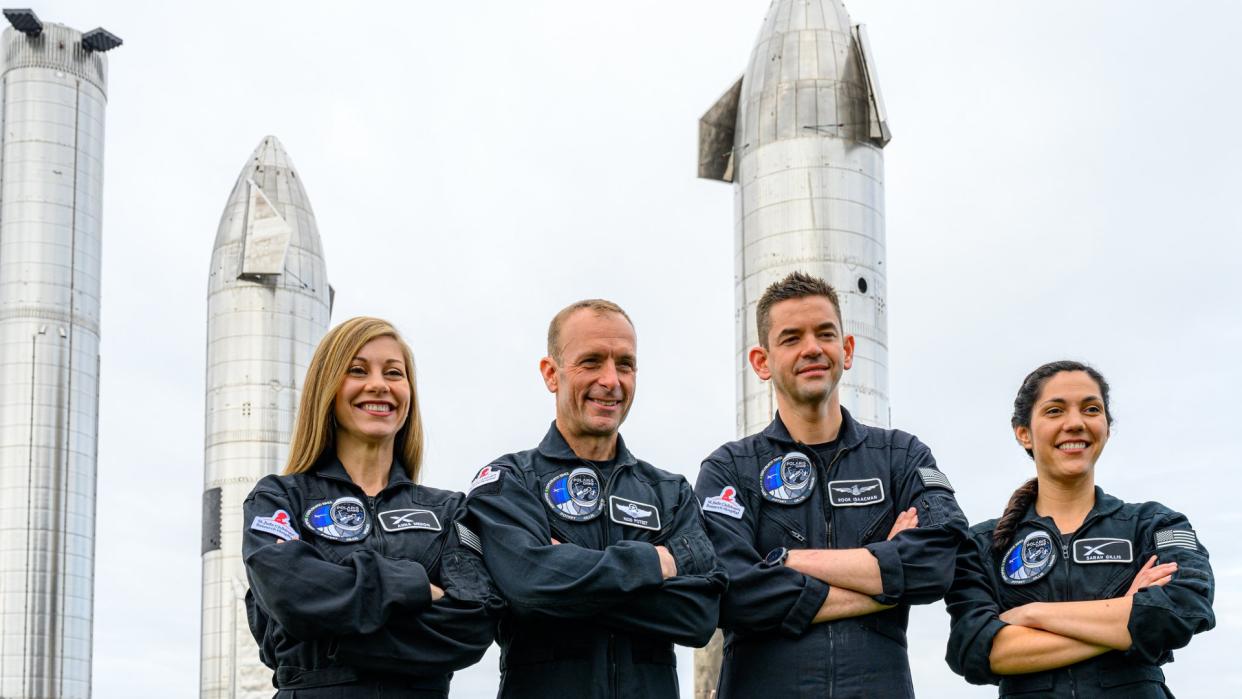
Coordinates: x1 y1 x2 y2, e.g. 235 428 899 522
763 547 787 568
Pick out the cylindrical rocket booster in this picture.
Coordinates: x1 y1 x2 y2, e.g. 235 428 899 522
0 12 120 699
695 0 891 692
200 136 331 698
699 0 892 438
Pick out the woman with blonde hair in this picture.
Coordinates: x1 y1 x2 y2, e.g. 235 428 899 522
945 360 1214 697
242 317 500 697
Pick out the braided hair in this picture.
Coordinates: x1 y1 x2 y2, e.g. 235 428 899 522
992 360 1113 553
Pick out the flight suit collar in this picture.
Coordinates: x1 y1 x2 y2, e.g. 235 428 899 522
761 407 866 450
311 453 412 492
536 420 638 468
1017 485 1125 527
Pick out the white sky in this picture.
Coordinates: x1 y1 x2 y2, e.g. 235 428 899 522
38 0 1241 696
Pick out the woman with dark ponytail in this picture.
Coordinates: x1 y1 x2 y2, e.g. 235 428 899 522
944 361 1214 697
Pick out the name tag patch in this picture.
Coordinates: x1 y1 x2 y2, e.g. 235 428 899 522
1072 538 1133 564
304 496 371 543
609 495 661 531
251 509 300 541
379 508 441 533
702 486 745 519
760 451 816 505
827 478 885 507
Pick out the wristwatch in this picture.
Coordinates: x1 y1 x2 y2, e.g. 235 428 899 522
761 546 789 568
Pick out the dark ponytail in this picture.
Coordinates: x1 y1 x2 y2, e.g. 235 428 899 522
992 478 1039 552
993 360 1114 553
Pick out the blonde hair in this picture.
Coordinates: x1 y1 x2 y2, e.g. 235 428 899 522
283 317 424 480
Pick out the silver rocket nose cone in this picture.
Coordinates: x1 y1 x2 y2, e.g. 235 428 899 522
753 0 852 37
211 135 321 260
249 135 295 173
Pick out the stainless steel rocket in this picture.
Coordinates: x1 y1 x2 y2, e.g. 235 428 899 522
201 136 331 698
696 0 891 691
0 10 120 698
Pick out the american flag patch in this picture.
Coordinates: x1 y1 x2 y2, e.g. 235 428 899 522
1154 528 1198 551
918 468 954 492
456 522 483 555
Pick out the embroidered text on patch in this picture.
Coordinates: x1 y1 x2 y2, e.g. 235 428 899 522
379 508 441 532
827 478 885 507
469 465 502 493
251 509 300 541
609 495 661 531
702 486 745 519
1154 528 1198 551
1072 538 1133 564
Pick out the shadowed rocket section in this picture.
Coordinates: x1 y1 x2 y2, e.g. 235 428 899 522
201 136 332 699
694 1 892 695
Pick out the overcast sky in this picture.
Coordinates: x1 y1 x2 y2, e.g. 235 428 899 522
37 0 1240 696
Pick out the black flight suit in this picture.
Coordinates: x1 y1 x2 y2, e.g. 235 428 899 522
466 423 727 698
693 409 969 698
945 487 1215 697
243 457 503 698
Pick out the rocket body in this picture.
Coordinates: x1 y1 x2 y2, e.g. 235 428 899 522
700 0 891 437
0 18 116 698
200 137 331 698
696 0 891 692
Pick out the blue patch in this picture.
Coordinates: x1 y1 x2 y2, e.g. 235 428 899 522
303 496 372 542
542 467 603 522
759 452 815 505
1001 531 1057 585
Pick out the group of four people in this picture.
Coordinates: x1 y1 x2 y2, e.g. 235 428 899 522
242 272 1214 698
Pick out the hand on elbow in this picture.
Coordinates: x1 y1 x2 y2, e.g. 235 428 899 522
655 545 678 579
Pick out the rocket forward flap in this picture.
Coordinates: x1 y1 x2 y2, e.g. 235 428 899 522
239 178 292 278
698 76 743 182
852 25 891 147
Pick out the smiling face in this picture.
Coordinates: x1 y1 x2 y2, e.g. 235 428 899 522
332 335 411 448
749 295 854 410
541 309 636 449
1014 370 1110 482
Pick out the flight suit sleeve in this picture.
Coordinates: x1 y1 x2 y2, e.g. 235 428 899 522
242 483 433 640
593 479 728 647
943 534 1006 686
863 437 970 605
694 455 828 638
1126 510 1215 664
329 516 506 676
466 463 665 617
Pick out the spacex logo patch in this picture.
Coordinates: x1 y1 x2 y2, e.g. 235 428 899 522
379 508 441 533
1072 538 1133 564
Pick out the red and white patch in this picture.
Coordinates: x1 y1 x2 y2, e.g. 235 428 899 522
469 465 502 493
251 509 300 541
702 486 745 519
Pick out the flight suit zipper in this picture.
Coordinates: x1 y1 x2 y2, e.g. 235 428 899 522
599 459 626 699
797 441 848 697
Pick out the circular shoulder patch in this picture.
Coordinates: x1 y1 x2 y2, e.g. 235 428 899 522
760 451 816 505
1001 530 1057 585
303 496 372 542
543 467 603 522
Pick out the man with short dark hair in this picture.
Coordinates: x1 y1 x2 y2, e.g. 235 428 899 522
468 300 726 698
695 271 969 697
